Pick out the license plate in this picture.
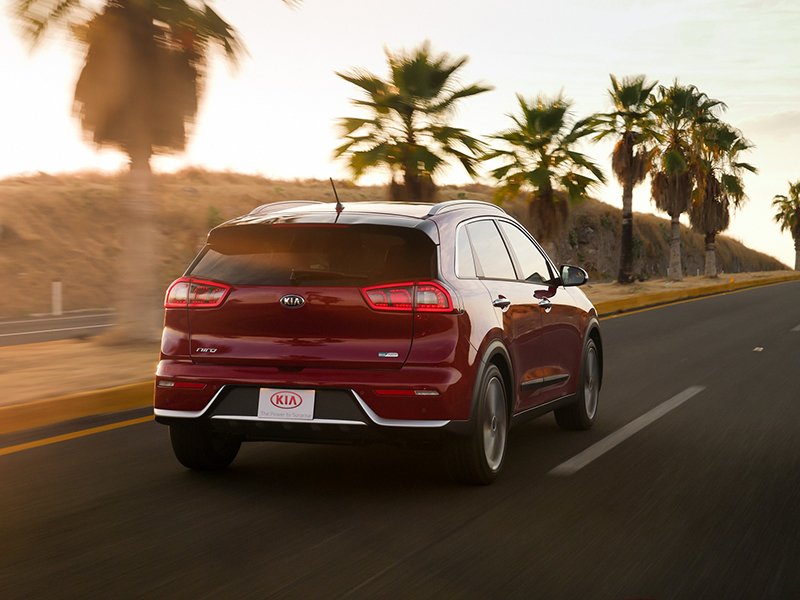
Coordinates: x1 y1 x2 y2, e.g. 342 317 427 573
257 388 315 421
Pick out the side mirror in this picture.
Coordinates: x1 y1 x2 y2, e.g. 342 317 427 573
560 265 588 287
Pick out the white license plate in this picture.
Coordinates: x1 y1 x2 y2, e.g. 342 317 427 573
257 388 315 421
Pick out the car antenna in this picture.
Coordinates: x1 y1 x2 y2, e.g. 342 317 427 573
330 178 344 213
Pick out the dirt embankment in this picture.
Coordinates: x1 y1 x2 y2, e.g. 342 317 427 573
0 171 786 317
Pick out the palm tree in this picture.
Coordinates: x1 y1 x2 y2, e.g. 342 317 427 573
689 122 756 277
772 181 800 270
650 82 725 280
484 93 605 244
334 42 491 201
14 0 290 341
592 74 658 284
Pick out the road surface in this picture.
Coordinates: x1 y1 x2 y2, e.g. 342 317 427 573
0 281 798 598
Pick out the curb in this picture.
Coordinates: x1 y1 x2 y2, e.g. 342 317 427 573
1 272 797 439
593 273 800 317
0 381 153 437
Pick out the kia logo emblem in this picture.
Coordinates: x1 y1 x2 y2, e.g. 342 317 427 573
270 391 303 409
280 294 305 308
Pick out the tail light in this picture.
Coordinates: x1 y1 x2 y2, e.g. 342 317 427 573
362 281 454 313
165 277 231 308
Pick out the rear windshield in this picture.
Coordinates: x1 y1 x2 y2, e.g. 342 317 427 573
189 224 436 286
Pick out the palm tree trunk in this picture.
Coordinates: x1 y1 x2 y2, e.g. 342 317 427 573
107 151 161 343
617 176 634 284
704 232 717 278
795 237 800 271
668 215 683 281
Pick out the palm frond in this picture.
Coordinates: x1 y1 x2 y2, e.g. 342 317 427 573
335 41 486 188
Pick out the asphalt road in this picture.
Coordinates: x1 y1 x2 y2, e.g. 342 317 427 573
0 312 114 346
1 282 799 599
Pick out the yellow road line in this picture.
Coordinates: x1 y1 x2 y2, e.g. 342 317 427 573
0 416 152 457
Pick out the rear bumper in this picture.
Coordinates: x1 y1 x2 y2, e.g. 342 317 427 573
155 387 472 444
154 359 475 429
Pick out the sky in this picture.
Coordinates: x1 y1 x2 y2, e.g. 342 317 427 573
1 0 799 266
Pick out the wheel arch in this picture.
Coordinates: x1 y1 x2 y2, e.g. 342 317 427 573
476 339 515 420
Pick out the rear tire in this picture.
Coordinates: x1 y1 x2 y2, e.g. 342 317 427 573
169 424 241 471
447 364 508 485
555 338 600 431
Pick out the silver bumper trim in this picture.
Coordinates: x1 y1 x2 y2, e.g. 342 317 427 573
154 386 451 429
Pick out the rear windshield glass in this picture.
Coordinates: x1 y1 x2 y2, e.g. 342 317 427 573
189 224 436 286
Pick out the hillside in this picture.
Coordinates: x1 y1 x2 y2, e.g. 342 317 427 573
0 171 787 317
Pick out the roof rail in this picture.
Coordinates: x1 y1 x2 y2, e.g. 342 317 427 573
249 200 324 215
425 200 505 217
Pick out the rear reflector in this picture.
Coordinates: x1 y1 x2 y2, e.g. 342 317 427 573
362 281 453 313
165 277 231 309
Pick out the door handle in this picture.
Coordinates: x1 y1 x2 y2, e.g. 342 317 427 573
492 296 511 310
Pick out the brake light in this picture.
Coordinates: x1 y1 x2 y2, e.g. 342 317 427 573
165 277 231 308
362 281 453 313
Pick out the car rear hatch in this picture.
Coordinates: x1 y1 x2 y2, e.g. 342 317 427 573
178 222 438 369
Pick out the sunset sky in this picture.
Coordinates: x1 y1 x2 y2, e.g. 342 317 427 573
1 0 798 266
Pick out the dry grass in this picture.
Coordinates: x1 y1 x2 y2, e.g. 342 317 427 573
0 339 157 407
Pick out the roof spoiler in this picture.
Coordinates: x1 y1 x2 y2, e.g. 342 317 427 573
249 201 324 216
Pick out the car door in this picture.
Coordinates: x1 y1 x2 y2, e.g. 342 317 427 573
497 220 583 404
462 219 547 413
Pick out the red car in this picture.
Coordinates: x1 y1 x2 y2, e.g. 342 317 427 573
154 200 602 484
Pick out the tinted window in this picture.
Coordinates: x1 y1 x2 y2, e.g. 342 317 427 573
465 220 516 280
190 224 435 286
498 221 553 284
455 228 477 278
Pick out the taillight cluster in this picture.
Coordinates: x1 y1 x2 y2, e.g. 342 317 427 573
165 277 231 308
362 281 454 313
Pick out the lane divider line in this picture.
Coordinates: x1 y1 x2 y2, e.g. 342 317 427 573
792 325 800 332
0 416 152 458
549 385 705 476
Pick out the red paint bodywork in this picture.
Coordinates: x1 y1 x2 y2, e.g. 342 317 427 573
154 202 599 426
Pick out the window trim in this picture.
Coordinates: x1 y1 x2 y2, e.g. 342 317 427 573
495 218 558 285
456 217 518 282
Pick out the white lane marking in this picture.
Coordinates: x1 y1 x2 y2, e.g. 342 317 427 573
792 324 800 332
0 324 113 338
0 313 114 326
549 385 706 476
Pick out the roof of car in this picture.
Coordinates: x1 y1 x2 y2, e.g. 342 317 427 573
247 200 505 220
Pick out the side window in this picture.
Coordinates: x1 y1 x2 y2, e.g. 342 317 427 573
455 227 477 278
465 220 516 280
498 221 553 284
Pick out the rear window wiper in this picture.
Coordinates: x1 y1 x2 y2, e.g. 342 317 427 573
289 269 369 283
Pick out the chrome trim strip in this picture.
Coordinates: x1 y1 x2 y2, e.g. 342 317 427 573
211 415 367 426
520 374 569 390
153 385 228 419
351 391 450 428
